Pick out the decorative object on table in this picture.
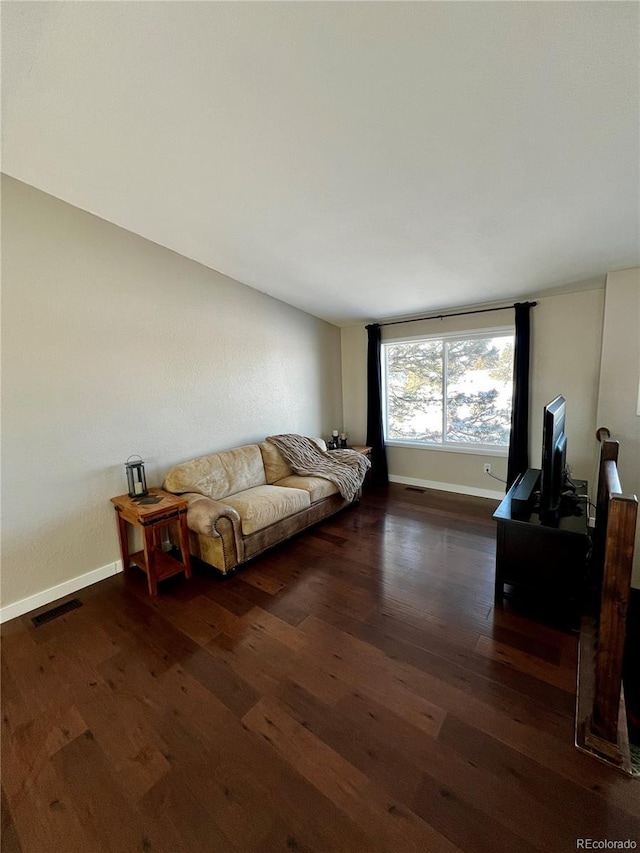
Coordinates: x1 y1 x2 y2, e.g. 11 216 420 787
339 433 348 449
125 455 148 498
134 494 163 506
110 488 192 596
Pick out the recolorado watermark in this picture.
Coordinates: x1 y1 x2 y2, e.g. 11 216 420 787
576 842 637 850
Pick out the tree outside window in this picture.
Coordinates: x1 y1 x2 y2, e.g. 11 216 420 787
383 332 514 449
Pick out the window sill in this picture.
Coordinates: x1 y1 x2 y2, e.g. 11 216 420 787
385 440 509 458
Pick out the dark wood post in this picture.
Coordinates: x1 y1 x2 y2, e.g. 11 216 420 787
577 434 638 769
592 476 637 742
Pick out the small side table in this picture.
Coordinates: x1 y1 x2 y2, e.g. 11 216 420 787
110 488 192 595
351 445 373 486
351 445 372 461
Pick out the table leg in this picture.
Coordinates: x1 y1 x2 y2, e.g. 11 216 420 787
142 526 158 596
115 511 130 573
177 512 192 579
494 525 507 604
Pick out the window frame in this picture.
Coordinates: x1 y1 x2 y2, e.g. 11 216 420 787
382 325 515 457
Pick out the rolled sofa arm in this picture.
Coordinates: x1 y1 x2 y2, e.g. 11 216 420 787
181 493 245 566
182 492 238 536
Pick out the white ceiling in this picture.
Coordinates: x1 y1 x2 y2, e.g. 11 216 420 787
2 2 639 326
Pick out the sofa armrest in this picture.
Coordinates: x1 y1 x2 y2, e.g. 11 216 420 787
182 492 238 535
182 493 245 565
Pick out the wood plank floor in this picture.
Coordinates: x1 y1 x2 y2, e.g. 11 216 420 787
2 485 639 852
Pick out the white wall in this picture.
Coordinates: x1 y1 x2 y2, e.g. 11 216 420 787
596 268 640 587
342 288 604 497
529 290 604 480
1 176 343 614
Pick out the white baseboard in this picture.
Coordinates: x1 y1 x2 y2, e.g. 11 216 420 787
389 474 505 501
0 559 123 624
0 477 502 623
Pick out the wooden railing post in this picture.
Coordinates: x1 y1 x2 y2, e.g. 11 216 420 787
576 430 637 772
592 490 637 742
593 439 618 585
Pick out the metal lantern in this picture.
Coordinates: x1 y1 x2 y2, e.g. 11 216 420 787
125 455 148 498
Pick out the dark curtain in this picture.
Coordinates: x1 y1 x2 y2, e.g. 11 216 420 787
365 323 389 485
506 302 533 488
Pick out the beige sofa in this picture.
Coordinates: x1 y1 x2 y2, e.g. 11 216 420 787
163 438 358 574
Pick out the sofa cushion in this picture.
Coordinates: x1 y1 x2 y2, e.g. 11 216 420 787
224 485 310 536
274 475 339 503
164 444 266 501
258 441 293 484
259 437 328 484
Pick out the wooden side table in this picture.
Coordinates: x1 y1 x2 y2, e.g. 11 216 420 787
351 445 372 461
351 445 373 486
110 488 192 595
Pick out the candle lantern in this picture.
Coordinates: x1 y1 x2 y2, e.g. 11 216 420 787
125 455 148 498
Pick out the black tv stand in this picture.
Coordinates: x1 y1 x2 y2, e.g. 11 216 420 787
493 473 590 626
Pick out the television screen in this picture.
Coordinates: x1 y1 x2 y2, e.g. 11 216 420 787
539 395 567 518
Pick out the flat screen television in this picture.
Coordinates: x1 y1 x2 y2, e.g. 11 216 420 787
539 395 567 518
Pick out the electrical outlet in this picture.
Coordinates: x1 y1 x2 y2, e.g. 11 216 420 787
483 463 492 475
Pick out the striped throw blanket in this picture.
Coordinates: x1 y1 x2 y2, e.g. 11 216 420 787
266 434 371 503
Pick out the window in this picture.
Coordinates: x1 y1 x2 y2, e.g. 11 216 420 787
382 329 514 453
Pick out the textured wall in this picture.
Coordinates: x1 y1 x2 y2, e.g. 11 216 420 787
341 288 605 495
1 176 343 609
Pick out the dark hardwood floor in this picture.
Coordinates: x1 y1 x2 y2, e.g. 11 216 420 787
2 485 639 852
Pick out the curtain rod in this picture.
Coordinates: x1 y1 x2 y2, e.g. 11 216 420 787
367 301 537 329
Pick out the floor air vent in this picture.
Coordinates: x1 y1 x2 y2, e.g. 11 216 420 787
405 486 426 493
32 598 83 627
